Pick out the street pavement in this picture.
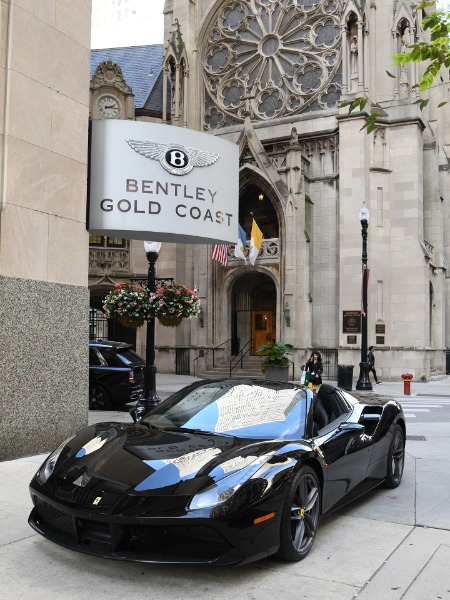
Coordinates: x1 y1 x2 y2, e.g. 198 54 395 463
1 374 449 600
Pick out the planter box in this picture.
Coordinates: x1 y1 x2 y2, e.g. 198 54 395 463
265 365 289 382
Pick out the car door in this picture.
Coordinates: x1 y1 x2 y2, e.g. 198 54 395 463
310 390 373 513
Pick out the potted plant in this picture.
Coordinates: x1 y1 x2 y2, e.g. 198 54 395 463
256 341 295 382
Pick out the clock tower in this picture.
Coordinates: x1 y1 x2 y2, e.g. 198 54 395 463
90 60 135 120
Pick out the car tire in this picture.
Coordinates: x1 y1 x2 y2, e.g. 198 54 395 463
276 465 321 561
89 384 112 410
383 424 405 489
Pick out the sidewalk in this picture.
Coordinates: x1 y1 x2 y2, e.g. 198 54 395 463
0 374 449 600
336 375 450 399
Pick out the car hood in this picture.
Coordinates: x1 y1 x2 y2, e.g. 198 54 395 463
45 422 284 498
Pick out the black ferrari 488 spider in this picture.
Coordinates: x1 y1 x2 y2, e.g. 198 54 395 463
29 379 405 566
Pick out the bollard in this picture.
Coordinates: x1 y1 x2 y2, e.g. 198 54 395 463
401 374 413 396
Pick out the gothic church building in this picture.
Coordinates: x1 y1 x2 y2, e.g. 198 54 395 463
89 0 450 381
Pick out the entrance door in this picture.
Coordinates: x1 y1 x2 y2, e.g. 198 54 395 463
252 311 276 354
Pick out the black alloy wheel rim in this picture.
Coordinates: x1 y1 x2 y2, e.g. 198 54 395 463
290 472 320 554
89 386 109 410
391 429 405 483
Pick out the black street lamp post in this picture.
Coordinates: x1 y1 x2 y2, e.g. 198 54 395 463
356 203 373 391
131 241 161 422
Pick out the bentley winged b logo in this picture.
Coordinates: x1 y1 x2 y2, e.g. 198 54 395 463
126 139 219 176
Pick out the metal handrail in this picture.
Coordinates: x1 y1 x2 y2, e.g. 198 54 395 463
229 338 254 377
193 338 231 377
288 358 295 381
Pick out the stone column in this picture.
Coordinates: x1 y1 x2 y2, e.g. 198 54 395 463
357 21 364 93
341 25 348 95
162 66 168 124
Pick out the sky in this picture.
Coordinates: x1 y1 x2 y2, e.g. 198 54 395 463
91 0 165 49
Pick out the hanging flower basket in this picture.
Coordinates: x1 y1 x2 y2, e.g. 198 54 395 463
118 315 145 328
148 281 200 326
103 281 200 329
157 314 183 328
103 282 151 329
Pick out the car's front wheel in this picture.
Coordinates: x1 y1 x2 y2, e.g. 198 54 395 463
276 465 321 561
89 384 112 410
383 424 405 488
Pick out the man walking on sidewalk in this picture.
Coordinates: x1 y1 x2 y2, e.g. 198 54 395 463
368 345 381 384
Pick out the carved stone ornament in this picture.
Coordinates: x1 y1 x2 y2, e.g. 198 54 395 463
90 60 133 94
203 0 342 129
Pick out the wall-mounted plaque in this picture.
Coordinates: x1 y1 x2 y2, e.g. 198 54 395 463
347 335 357 344
376 336 385 345
376 324 385 334
343 311 361 333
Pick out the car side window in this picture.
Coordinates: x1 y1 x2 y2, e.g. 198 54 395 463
89 347 106 366
97 348 122 367
334 391 352 417
314 390 352 434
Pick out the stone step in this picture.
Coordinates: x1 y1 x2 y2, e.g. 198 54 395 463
195 355 264 379
198 370 263 379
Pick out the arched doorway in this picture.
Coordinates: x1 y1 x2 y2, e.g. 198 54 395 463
231 272 277 355
239 181 279 240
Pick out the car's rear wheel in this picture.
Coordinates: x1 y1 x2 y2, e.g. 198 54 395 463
89 384 112 410
383 424 405 488
276 465 321 561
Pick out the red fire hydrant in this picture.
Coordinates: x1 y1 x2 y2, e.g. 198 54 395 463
401 374 413 395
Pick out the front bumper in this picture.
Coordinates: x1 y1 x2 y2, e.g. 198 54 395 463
28 486 281 566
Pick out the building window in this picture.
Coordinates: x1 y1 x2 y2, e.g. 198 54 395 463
89 234 126 248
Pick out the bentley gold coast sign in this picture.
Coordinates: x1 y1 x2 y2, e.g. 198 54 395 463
88 120 239 244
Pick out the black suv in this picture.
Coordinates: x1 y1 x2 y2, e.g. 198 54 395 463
89 340 145 410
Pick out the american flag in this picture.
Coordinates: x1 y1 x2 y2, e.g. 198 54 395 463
211 244 229 266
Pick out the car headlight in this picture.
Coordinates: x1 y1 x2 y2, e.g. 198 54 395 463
188 451 276 511
35 436 74 485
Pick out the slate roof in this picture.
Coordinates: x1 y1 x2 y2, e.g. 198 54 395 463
90 45 164 108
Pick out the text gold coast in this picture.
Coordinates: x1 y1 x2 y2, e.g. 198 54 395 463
99 178 234 225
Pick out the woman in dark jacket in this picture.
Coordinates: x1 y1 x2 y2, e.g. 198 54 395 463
305 351 323 386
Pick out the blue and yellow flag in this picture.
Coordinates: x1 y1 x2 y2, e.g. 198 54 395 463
234 224 247 263
249 219 263 265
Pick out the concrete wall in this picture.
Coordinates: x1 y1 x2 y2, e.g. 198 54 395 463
0 0 91 460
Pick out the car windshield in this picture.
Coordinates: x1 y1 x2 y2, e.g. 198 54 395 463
143 381 307 440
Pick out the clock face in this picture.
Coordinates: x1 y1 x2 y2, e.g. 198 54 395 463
97 95 120 119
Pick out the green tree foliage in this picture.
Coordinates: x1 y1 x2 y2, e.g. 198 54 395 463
340 2 449 132
393 2 450 95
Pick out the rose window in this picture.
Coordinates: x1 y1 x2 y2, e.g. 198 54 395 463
203 0 342 129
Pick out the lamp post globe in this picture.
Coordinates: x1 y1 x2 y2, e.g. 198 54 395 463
356 203 373 391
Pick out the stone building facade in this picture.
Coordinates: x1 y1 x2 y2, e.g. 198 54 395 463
0 1 92 460
89 0 450 383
